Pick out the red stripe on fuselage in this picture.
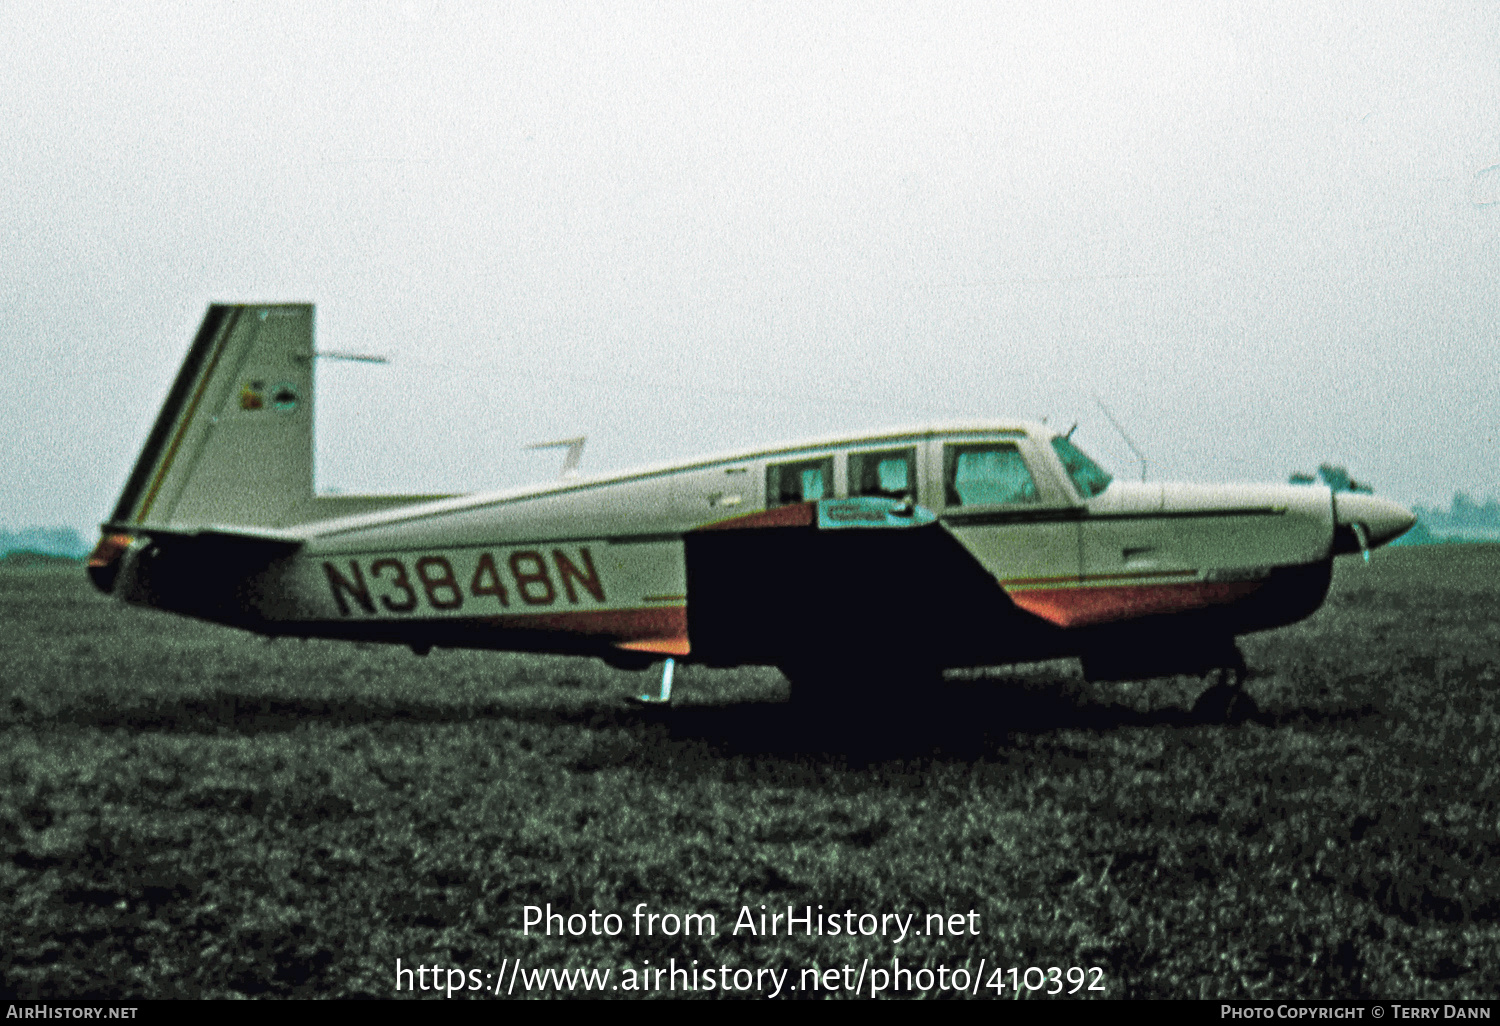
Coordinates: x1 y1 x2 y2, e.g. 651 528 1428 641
301 605 690 656
693 503 814 531
487 605 690 655
481 604 687 641
1008 580 1264 628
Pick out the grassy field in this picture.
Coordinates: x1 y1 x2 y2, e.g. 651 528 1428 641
2 545 1498 999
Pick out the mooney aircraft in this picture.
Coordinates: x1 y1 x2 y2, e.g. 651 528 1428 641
88 304 1416 713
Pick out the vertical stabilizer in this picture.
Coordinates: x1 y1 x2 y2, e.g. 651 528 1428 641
110 304 316 529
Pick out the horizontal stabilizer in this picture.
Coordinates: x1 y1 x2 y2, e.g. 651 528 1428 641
90 523 303 611
107 522 303 556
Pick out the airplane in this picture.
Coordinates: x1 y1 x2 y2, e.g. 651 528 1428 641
87 303 1417 718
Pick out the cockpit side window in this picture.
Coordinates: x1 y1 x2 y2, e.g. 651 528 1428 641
848 447 915 501
766 456 834 507
942 443 1038 506
1050 436 1113 498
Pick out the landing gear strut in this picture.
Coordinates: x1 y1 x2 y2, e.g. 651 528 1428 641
627 657 676 706
1082 636 1255 723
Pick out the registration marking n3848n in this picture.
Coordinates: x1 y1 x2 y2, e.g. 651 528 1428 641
309 541 684 619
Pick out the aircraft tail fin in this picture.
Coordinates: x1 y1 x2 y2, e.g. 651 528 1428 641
109 304 318 531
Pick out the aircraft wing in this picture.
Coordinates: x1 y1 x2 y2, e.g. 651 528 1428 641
683 496 1031 667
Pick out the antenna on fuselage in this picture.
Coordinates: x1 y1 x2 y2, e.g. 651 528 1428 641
1092 395 1149 482
527 436 587 480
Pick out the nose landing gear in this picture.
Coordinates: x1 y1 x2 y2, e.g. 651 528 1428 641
1190 645 1255 724
1082 636 1257 724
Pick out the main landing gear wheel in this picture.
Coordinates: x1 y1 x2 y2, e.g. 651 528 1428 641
1191 645 1253 724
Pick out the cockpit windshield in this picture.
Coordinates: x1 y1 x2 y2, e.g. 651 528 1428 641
1050 435 1113 498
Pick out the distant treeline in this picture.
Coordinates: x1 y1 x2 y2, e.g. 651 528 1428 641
1395 493 1500 546
1 549 83 566
0 527 88 561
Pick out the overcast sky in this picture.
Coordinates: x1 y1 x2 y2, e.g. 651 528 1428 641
3 1 1497 535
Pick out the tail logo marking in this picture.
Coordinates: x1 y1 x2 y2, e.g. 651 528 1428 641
271 383 299 413
236 382 298 413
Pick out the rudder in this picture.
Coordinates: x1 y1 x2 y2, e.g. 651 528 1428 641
110 304 317 530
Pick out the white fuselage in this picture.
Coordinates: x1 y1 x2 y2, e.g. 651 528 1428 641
105 419 1412 670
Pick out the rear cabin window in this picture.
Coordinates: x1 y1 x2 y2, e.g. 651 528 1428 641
848 447 915 501
943 443 1038 506
766 456 834 507
1050 435 1113 498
